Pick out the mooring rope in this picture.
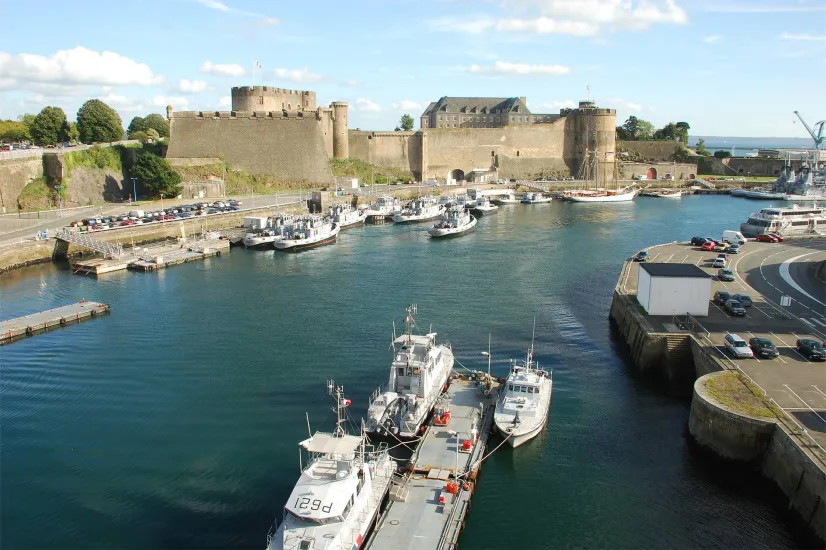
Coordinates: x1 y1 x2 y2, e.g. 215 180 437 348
457 425 512 480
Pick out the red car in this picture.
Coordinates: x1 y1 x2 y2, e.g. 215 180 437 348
766 233 784 242
701 241 717 251
120 220 135 226
756 234 779 243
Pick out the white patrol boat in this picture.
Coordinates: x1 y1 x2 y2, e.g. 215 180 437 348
327 204 367 229
520 192 553 204
266 381 396 550
493 321 553 448
470 196 499 216
367 305 454 438
363 196 401 223
273 216 340 252
428 207 477 238
391 196 444 224
243 215 293 249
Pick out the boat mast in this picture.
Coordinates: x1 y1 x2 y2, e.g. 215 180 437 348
528 317 536 370
328 379 346 437
405 304 417 345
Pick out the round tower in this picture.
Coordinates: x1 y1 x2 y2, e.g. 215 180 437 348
332 102 349 159
231 86 317 112
573 102 616 183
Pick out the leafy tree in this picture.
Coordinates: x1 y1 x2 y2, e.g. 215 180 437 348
713 150 732 159
144 113 169 138
636 119 654 140
127 116 148 136
131 152 181 198
619 116 654 140
616 126 630 140
399 114 414 131
0 120 31 141
653 122 676 141
130 130 149 143
695 138 710 156
674 121 690 143
77 99 123 144
66 121 80 142
30 106 69 146
146 128 160 141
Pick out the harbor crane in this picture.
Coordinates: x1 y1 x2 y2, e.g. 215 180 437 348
793 111 825 157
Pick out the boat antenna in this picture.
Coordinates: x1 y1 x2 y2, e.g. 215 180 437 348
306 412 312 438
405 304 417 344
328 379 346 437
392 320 397 352
481 333 492 377
529 317 536 369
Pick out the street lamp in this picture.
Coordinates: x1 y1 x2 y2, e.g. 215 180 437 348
55 185 63 217
131 177 138 205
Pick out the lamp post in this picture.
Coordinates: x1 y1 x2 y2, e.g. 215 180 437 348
131 177 138 205
55 185 63 217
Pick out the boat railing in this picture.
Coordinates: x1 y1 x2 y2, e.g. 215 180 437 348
265 519 279 547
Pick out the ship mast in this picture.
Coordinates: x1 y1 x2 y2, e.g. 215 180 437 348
328 379 346 437
405 303 417 345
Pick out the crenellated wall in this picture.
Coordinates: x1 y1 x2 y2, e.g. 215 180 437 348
231 86 316 112
166 110 334 186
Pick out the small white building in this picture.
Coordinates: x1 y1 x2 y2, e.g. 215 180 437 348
637 263 712 316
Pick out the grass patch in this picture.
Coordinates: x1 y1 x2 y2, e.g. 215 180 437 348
17 177 57 211
698 174 777 183
330 158 412 184
705 372 778 419
171 162 307 195
64 146 123 175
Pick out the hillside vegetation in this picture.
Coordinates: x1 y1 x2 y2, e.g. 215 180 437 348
330 158 412 184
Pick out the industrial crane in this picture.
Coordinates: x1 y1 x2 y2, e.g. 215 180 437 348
793 111 825 155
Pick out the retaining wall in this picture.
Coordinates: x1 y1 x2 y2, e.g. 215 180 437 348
0 158 44 213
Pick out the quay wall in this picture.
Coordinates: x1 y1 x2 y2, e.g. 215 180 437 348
619 141 682 161
689 373 825 543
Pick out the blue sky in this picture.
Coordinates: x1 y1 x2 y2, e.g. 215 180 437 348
0 0 824 137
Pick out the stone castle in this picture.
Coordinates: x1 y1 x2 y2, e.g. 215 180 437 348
166 87 617 185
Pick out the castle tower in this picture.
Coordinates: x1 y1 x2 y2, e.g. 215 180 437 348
574 101 616 183
231 86 317 112
331 102 349 159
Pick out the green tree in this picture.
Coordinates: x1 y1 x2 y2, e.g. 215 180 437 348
66 121 80 142
145 128 160 141
636 119 654 140
674 121 690 143
713 150 732 159
616 126 630 140
30 106 69 146
127 116 148 137
131 152 181 198
130 130 149 143
695 138 710 156
399 114 414 131
0 120 31 142
18 113 36 135
620 116 655 140
77 99 123 144
144 113 169 138
653 122 677 141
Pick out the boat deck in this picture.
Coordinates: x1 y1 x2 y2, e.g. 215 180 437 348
366 376 497 550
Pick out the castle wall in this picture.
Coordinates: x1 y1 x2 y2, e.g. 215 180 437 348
167 111 333 186
620 140 682 161
231 86 316 112
348 131 422 177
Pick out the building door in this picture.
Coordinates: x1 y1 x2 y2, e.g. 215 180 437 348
646 167 658 180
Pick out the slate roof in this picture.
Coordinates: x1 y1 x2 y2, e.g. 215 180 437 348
420 96 529 116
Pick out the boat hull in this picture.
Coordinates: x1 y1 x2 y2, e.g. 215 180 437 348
274 232 338 252
243 238 276 249
568 190 637 202
392 213 443 224
428 217 477 238
471 206 499 216
496 415 547 448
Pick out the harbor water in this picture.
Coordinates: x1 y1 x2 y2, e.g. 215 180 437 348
0 196 802 549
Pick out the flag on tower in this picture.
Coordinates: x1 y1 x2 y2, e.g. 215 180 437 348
256 61 262 69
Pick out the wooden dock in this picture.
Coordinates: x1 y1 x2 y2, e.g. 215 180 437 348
365 375 498 550
1 301 110 345
72 239 229 276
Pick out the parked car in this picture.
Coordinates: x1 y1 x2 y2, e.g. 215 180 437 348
796 339 826 361
728 244 741 254
756 234 779 243
766 233 785 242
711 257 726 268
724 334 754 358
701 241 717 251
718 268 735 282
717 252 727 260
713 290 731 305
732 293 753 307
690 237 707 246
749 337 779 358
724 299 746 316
714 242 730 252
633 250 649 262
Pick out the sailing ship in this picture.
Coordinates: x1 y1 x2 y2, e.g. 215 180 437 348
565 142 637 202
428 206 477 238
493 321 553 448
366 305 455 438
265 380 396 550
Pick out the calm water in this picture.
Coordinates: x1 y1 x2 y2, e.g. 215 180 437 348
0 196 801 549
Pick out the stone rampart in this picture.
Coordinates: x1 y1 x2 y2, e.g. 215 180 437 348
348 131 423 177
0 158 44 212
699 156 800 177
621 162 698 181
166 112 334 186
620 141 682 161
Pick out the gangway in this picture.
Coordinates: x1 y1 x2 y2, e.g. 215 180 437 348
55 229 125 260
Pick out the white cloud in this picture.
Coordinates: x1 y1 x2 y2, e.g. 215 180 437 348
342 78 361 87
272 67 326 84
605 97 643 112
259 17 281 26
191 0 278 21
0 47 163 87
431 0 687 35
468 61 571 76
217 96 232 108
495 17 600 35
536 99 577 110
152 95 190 110
781 33 826 41
703 35 721 43
354 98 382 112
177 79 209 93
701 2 826 13
200 61 246 77
392 100 424 111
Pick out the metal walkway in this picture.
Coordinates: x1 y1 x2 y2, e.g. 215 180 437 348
56 229 124 259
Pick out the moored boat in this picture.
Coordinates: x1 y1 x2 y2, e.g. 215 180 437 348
242 215 293 249
391 196 445 224
273 216 340 252
366 305 454 438
363 195 402 223
739 203 826 237
493 322 553 448
265 381 396 550
520 192 553 204
428 207 477 238
328 204 367 229
566 188 638 202
471 196 499 216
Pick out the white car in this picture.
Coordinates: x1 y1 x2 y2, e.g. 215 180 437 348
711 257 726 268
724 334 754 358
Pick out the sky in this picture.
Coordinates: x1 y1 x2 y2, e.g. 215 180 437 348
0 0 824 138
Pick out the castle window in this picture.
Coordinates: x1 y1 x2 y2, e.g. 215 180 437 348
518 116 522 122
288 104 292 110
438 115 442 121
475 116 480 122
483 117 487 122
510 116 514 122
517 151 520 157
453 116 457 121
462 117 466 122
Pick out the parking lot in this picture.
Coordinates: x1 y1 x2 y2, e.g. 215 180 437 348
623 238 826 447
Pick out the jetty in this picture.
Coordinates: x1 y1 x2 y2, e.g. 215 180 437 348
1 301 110 345
70 237 229 276
365 375 498 550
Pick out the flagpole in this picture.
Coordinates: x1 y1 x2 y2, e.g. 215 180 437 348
252 60 255 87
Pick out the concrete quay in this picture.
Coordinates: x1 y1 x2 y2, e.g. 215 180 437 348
1 301 109 345
365 375 497 550
609 237 826 545
70 237 230 276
